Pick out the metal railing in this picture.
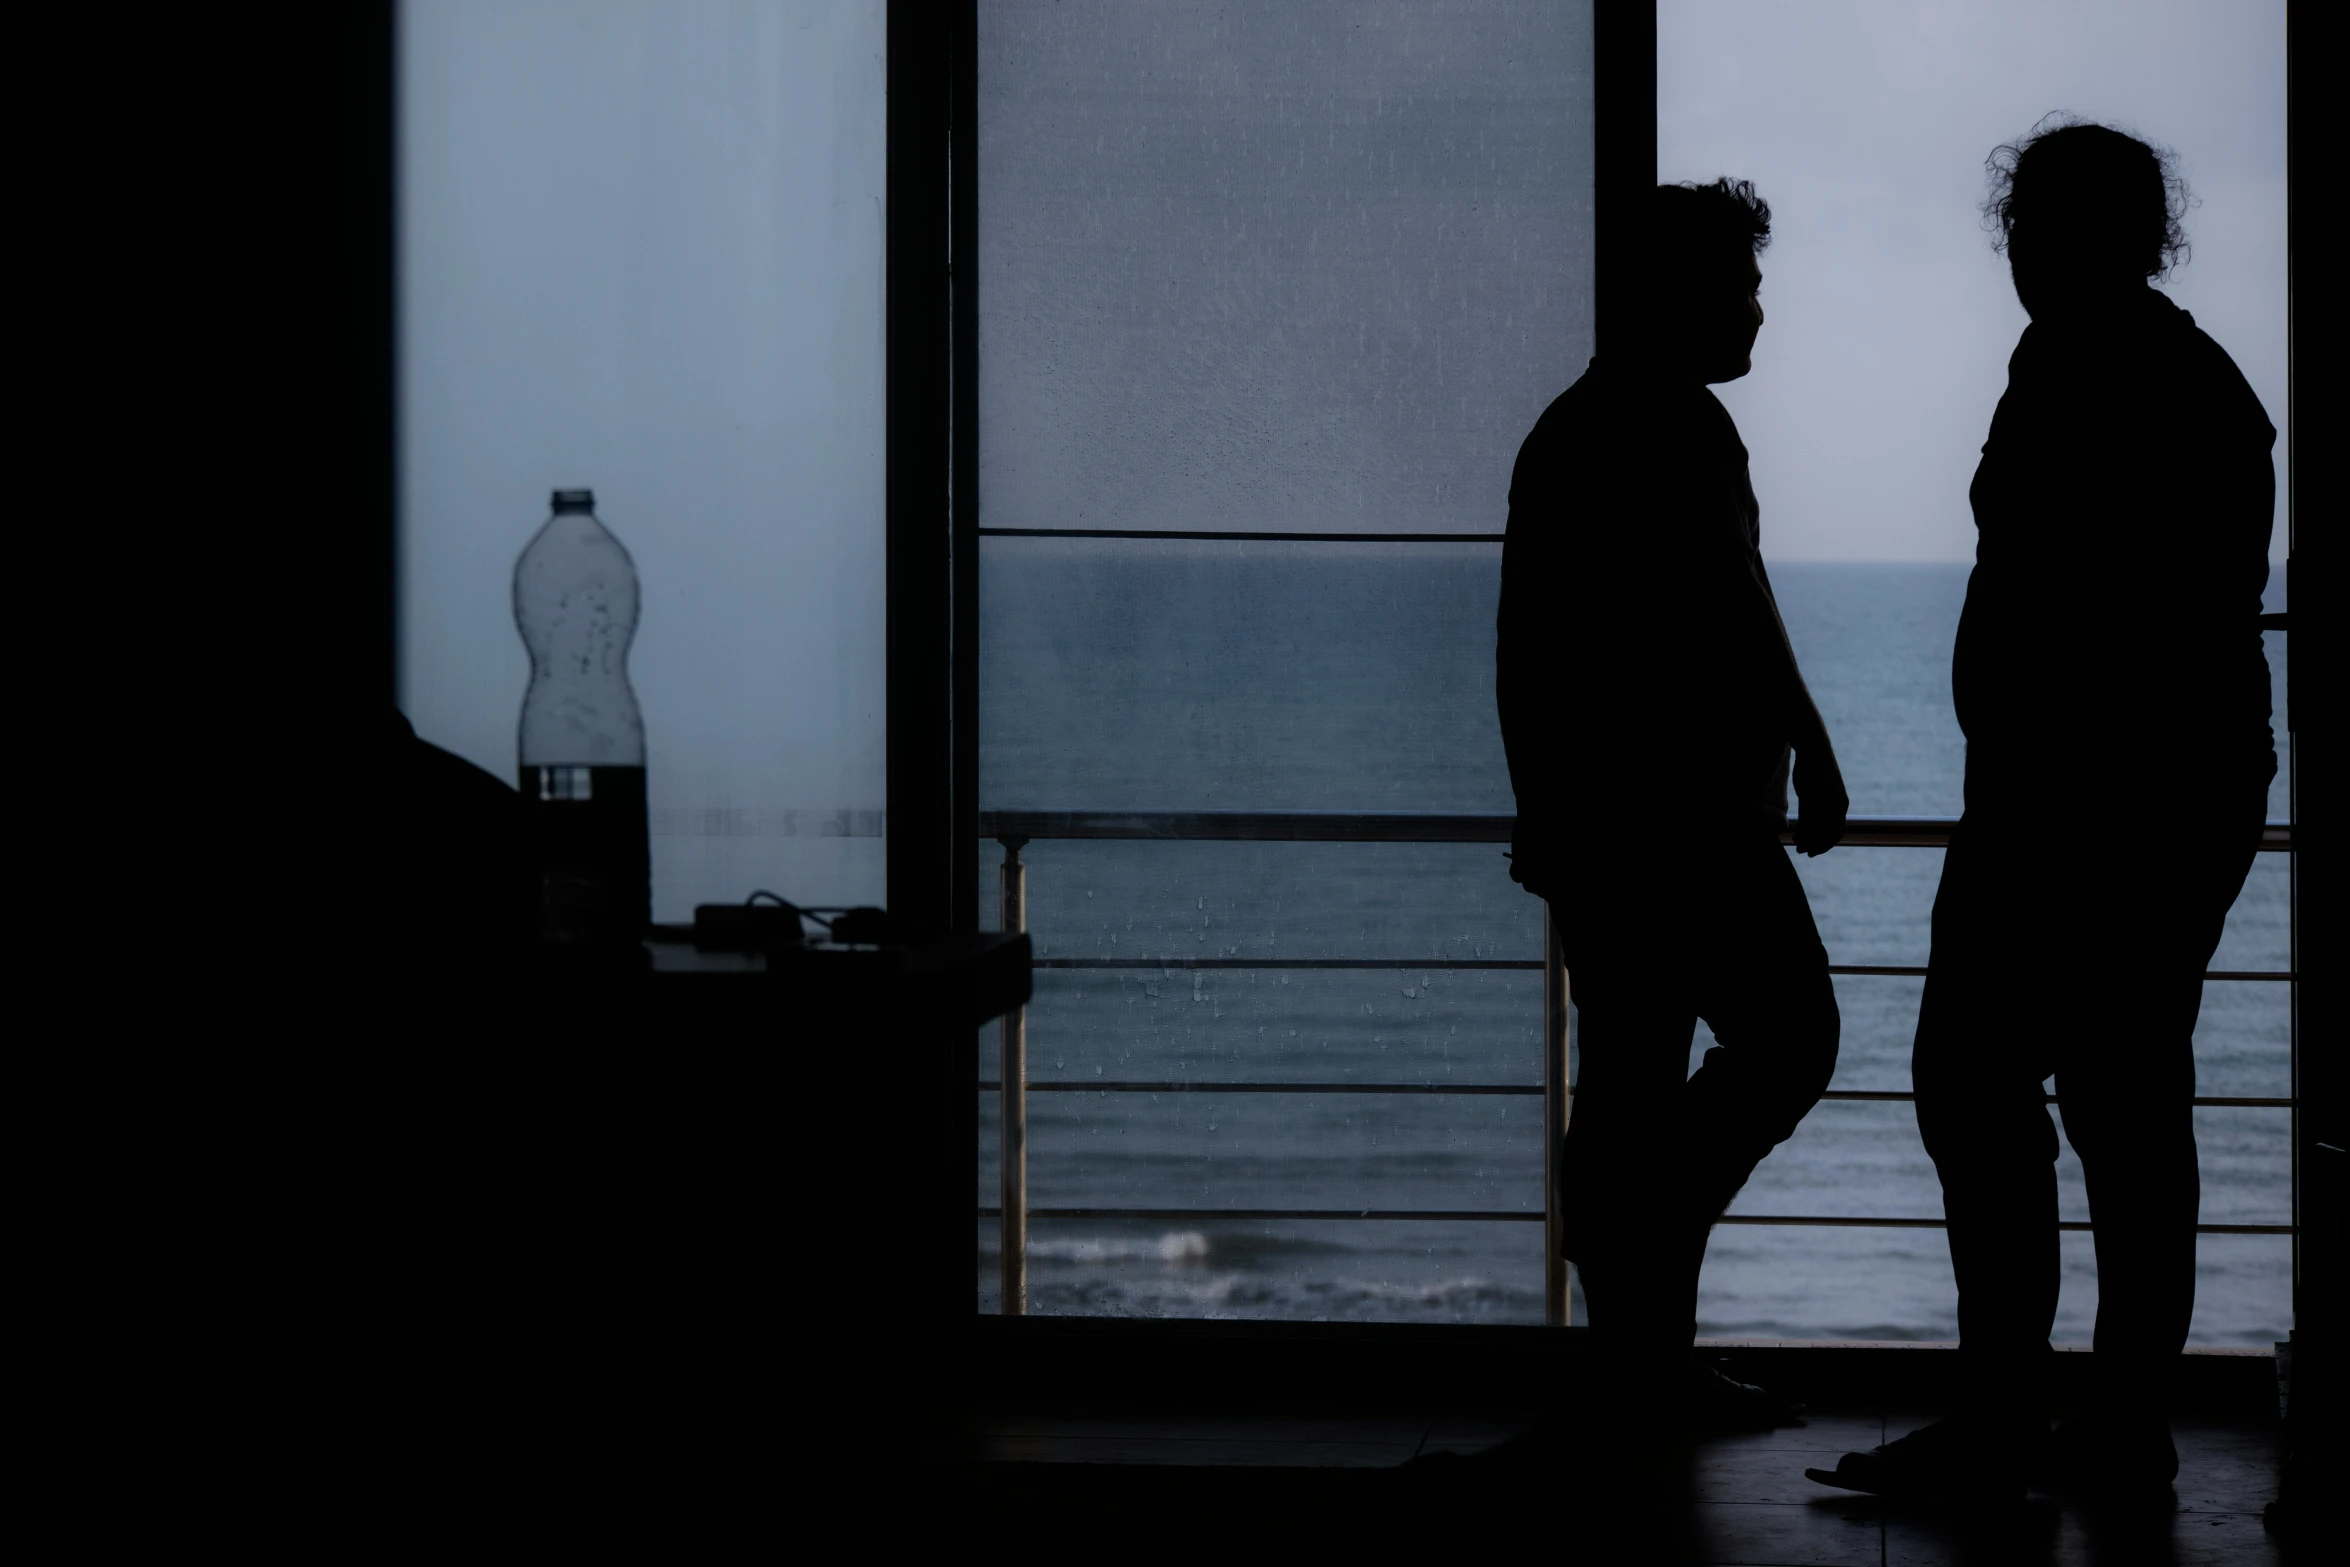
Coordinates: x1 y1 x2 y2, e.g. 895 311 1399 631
978 810 2297 1320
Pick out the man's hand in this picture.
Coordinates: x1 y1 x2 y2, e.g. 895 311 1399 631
1790 748 1849 857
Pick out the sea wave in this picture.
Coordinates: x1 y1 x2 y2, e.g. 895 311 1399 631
1026 1231 1213 1264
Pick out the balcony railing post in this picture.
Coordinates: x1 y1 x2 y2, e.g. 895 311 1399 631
1544 901 1572 1327
999 836 1030 1315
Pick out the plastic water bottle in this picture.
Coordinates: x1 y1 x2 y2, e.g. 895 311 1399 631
514 488 649 947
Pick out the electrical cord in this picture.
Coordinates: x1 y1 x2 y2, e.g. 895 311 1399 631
745 888 843 933
657 895 877 949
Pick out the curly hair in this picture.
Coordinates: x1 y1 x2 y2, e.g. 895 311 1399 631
1984 114 2194 279
1654 176 1773 262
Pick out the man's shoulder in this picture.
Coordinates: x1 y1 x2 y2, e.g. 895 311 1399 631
1512 362 1636 477
1511 364 1737 507
1521 363 1602 445
1518 363 1728 449
2169 313 2276 451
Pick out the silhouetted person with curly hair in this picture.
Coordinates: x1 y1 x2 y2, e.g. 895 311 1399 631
1812 118 2278 1502
1497 179 1847 1430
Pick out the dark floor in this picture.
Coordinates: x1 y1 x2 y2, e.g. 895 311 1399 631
962 1398 2311 1565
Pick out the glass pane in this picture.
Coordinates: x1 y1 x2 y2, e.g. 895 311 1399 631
1700 1230 2290 1349
984 1216 1544 1323
977 0 1594 1321
398 1 888 921
1792 848 1945 968
982 538 1511 813
974 840 1547 1322
1658 0 2288 574
985 839 1541 966
2195 980 2292 1099
1014 1091 1541 1213
1012 967 1543 1087
1663 0 2289 1344
1814 977 1926 1094
1716 1099 2281 1230
2056 1231 2290 1349
1700 1226 1956 1343
1770 565 1968 817
2180 1236 2291 1348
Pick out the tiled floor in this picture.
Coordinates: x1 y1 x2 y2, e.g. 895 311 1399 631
963 1399 2315 1565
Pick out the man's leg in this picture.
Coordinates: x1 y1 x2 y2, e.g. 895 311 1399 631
1913 829 2064 1426
2052 813 2261 1473
2057 973 2203 1420
2049 971 2200 1481
1556 899 1700 1376
1676 836 1840 1349
1808 826 2061 1497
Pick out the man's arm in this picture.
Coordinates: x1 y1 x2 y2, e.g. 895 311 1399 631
1500 395 1666 895
1748 555 1847 855
1498 421 1568 898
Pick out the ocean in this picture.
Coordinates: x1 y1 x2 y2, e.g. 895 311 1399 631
974 545 2293 1344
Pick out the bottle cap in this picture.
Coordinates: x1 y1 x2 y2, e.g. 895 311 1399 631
551 489 596 513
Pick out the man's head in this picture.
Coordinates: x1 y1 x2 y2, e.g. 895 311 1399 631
1637 178 1771 383
1986 116 2190 319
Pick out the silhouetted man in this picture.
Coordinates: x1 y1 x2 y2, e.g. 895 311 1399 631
1812 119 2277 1501
1498 179 1847 1425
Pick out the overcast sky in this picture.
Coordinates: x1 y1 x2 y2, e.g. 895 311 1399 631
1661 0 2289 563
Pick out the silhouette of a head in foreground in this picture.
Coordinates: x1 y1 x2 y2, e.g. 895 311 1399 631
1632 178 1773 385
1986 115 2193 321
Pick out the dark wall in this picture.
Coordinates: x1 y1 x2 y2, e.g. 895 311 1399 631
14 3 403 1458
2284 0 2346 1500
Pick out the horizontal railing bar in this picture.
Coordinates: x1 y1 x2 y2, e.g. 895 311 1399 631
1814 1090 2294 1109
978 527 1506 544
1032 957 1542 971
975 1082 2292 1108
978 1080 1540 1096
986 810 1516 843
1715 1216 2292 1235
1826 824 1957 848
1019 955 2287 982
971 1207 2289 1235
977 1207 1541 1222
979 810 2293 853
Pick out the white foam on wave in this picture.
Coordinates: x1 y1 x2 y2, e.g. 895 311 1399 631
1322 1276 1535 1312
1021 1270 1540 1322
1026 1230 1212 1265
